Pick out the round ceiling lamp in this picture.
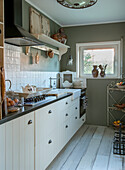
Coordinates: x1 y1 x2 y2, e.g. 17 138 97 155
57 0 98 9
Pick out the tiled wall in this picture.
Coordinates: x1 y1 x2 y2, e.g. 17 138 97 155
4 44 58 91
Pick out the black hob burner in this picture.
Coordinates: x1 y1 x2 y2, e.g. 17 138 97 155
24 95 46 106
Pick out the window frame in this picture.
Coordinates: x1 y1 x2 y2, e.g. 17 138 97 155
76 41 122 79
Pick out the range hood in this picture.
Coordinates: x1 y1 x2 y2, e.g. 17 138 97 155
4 0 44 47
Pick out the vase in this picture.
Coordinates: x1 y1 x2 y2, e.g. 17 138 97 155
92 65 98 78
100 70 105 77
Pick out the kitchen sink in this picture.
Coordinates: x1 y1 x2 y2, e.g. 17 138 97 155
46 89 81 100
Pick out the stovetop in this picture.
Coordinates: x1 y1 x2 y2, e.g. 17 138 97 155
24 95 56 106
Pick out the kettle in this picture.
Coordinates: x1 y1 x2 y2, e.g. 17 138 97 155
22 84 36 93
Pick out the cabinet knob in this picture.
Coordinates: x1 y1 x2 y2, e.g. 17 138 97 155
75 107 78 110
66 113 68 116
28 120 32 125
48 110 52 114
66 102 68 105
75 117 77 119
48 140 52 144
65 125 68 128
82 119 84 121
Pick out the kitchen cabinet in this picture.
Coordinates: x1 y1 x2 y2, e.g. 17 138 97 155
5 112 34 170
0 123 5 170
35 96 84 170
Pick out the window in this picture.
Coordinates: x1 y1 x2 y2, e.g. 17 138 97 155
76 41 122 78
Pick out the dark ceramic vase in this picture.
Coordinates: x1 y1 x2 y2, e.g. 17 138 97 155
92 65 98 78
100 70 105 77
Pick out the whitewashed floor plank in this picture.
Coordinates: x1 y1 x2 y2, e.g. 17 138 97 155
61 126 97 170
92 155 109 170
108 147 123 170
92 127 114 170
47 125 88 170
98 127 114 156
76 126 105 170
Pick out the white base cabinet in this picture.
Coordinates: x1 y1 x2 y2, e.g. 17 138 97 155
0 96 86 170
1 112 34 170
35 96 85 170
0 124 5 170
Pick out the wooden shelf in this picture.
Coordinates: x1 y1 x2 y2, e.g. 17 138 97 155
31 34 70 61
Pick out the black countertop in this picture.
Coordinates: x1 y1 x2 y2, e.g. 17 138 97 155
0 93 72 125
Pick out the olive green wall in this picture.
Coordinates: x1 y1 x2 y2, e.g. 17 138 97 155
61 22 125 126
21 0 60 72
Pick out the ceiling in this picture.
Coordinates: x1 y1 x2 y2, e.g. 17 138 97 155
25 0 125 27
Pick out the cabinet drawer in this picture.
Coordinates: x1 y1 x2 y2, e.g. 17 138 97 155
35 128 59 170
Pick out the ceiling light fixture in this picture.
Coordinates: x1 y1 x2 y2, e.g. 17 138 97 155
57 0 98 9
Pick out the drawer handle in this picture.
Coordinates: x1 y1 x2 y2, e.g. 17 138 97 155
75 117 77 119
66 113 68 116
82 119 84 121
48 110 52 114
0 29 1 34
75 107 78 110
66 102 68 105
28 120 32 125
48 140 52 144
65 125 68 128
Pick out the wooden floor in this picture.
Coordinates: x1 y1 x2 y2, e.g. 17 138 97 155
47 125 125 170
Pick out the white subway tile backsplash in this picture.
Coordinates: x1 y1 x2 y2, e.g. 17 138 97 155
5 44 59 91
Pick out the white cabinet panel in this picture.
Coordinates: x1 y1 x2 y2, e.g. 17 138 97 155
5 112 34 170
0 124 5 170
5 121 13 170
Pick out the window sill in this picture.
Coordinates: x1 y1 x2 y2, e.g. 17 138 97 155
79 76 121 80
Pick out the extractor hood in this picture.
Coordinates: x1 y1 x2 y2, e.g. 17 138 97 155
4 0 44 47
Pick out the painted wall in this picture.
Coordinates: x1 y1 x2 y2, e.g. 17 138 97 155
20 0 60 72
61 22 125 126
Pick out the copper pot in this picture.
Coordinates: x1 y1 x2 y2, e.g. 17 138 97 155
48 50 54 58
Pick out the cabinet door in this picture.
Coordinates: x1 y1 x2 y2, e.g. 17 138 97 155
5 112 34 170
0 124 5 170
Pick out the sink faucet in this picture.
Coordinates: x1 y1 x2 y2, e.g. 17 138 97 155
5 79 12 91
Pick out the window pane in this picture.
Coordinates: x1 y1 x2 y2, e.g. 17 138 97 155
83 48 115 75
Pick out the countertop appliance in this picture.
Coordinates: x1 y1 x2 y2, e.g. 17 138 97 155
4 0 44 46
24 95 56 106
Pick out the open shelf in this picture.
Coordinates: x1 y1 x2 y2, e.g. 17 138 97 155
0 0 4 23
109 87 125 92
109 107 125 113
26 34 70 61
33 33 70 49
